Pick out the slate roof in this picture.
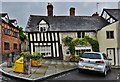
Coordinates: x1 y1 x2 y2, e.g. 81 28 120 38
103 9 120 21
25 15 109 32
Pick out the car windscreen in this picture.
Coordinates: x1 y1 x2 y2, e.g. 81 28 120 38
82 53 101 59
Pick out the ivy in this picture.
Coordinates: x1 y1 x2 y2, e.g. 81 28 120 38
62 36 73 46
62 35 99 55
84 35 99 52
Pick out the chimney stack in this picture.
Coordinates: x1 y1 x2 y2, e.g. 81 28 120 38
92 12 99 16
47 3 53 16
70 7 75 16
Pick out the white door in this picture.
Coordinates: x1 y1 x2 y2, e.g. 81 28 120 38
107 48 115 65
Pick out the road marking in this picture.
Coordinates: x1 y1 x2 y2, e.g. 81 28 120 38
117 76 119 80
54 74 66 79
54 72 71 79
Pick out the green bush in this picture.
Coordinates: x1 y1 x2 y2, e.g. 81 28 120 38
31 52 43 60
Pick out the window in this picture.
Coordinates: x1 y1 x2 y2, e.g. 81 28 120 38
82 53 101 59
106 31 114 39
4 28 10 35
39 20 49 32
77 32 85 38
66 51 69 54
35 45 51 57
13 32 18 38
4 42 10 50
14 43 17 50
76 49 91 55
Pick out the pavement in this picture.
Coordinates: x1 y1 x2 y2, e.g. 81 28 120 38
0 59 78 81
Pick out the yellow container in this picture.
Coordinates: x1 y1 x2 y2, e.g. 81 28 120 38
31 59 42 67
13 57 24 73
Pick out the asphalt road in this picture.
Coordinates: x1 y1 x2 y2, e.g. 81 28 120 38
1 69 120 82
45 69 120 82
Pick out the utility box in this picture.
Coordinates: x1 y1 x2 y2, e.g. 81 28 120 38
13 57 24 73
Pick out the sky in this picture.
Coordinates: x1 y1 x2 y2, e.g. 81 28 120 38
0 1 119 30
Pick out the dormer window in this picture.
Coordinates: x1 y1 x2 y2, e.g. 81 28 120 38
39 20 48 32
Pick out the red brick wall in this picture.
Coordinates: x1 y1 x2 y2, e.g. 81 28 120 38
1 22 21 55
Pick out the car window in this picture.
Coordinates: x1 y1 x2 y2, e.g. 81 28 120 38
102 53 108 60
82 53 101 59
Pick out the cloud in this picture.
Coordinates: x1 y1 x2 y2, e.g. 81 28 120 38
1 2 118 29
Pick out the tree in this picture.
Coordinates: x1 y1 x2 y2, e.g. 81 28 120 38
18 26 27 42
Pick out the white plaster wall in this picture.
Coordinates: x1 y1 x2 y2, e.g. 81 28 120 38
85 32 97 40
97 22 119 66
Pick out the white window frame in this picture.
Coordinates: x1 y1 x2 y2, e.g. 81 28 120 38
35 45 51 57
39 20 48 32
75 46 92 55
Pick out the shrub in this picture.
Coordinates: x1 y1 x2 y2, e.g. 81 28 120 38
31 52 43 60
70 55 80 62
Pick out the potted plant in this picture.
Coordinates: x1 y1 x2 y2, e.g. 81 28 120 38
31 52 43 67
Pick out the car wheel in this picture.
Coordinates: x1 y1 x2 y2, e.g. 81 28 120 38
102 70 107 77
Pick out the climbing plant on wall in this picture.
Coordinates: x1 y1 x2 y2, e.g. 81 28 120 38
84 35 99 52
62 35 99 55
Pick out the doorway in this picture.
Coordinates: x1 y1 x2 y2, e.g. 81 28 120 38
107 48 115 65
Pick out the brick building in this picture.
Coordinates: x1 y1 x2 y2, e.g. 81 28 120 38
0 13 21 58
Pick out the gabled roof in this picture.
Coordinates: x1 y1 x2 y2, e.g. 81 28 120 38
103 9 120 21
0 13 8 17
9 19 17 23
25 15 109 32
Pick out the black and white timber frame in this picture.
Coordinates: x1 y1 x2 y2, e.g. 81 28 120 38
28 31 63 59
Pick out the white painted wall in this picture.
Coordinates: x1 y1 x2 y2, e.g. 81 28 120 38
97 22 119 66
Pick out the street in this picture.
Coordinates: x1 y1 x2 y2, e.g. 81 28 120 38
1 68 120 82
45 69 120 81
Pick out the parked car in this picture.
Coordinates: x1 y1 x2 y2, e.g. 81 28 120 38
78 52 112 76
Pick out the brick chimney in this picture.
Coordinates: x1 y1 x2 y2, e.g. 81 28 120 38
70 7 75 16
47 3 53 16
92 12 99 16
